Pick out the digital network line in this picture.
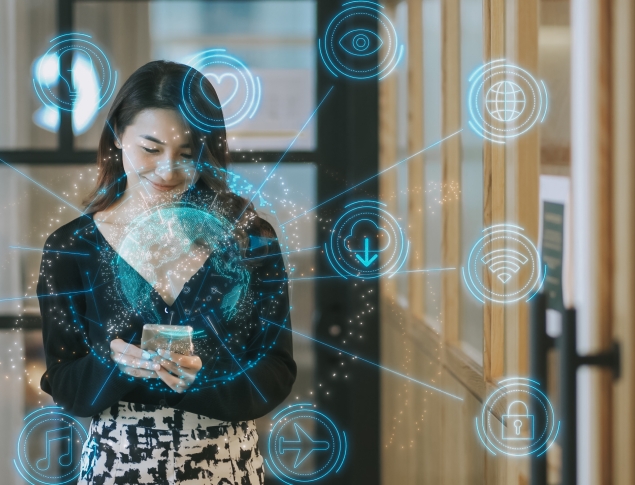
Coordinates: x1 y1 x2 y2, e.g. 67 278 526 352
203 314 267 402
0 158 82 213
263 267 456 283
92 332 136 406
0 289 93 303
9 246 90 256
238 85 335 221
280 129 463 227
242 245 321 262
261 318 463 401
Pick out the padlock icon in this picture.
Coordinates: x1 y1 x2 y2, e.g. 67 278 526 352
501 401 534 440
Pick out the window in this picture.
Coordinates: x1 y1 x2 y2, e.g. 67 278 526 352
423 0 443 329
459 0 483 361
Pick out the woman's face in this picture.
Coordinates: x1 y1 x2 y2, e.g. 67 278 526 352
115 108 199 196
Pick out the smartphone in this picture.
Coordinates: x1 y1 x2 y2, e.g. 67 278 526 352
140 324 194 356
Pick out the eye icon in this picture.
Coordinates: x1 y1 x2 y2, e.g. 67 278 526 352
338 29 383 57
319 3 403 80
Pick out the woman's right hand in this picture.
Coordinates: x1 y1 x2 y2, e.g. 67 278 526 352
110 339 160 378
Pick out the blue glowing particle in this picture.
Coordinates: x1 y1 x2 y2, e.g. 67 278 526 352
318 3 403 80
325 200 408 279
467 60 548 143
180 49 261 130
461 224 544 304
14 406 89 485
220 285 242 317
265 404 347 483
475 377 560 457
114 204 250 323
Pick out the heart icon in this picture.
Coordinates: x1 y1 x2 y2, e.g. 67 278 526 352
204 72 239 109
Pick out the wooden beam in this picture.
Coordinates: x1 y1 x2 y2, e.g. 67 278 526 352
482 0 505 383
407 0 425 321
441 0 461 346
612 0 635 481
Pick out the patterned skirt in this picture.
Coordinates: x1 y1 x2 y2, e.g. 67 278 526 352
77 402 264 485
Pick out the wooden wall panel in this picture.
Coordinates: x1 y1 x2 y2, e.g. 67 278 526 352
407 0 426 321
441 0 462 345
482 0 506 384
612 0 635 482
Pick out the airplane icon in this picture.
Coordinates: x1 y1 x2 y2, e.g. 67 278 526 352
278 423 330 468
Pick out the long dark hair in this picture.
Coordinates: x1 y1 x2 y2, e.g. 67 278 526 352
85 60 258 238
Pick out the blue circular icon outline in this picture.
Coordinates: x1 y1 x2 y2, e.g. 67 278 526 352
180 49 261 131
33 33 117 114
265 404 347 484
318 2 404 80
467 60 548 143
14 406 89 485
476 378 560 457
326 201 409 280
462 224 545 304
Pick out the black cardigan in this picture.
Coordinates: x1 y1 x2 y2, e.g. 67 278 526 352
37 196 296 420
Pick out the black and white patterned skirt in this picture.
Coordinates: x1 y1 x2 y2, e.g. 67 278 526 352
77 402 264 485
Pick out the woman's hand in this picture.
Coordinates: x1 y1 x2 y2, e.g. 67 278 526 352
153 349 202 393
110 339 160 378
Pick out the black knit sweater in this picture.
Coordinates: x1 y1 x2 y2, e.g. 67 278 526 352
37 191 296 420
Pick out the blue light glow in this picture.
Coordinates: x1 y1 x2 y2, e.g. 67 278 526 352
462 224 544 304
181 49 261 130
475 377 560 457
32 33 117 135
265 403 347 483
318 2 403 80
325 200 408 279
280 130 462 227
467 60 548 143
114 204 249 323
262 318 463 401
14 407 89 485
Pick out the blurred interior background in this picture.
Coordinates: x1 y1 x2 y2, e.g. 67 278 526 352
1 1 634 485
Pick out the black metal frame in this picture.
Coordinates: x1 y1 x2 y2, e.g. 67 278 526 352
0 0 313 165
313 1 380 483
529 293 621 485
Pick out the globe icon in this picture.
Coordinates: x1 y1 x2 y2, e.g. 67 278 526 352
485 80 526 122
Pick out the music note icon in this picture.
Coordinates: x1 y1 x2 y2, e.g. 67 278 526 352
36 426 73 471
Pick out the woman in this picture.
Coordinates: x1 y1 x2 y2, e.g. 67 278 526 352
37 60 296 485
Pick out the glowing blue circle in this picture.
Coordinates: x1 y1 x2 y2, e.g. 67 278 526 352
33 33 117 113
467 60 548 143
180 49 261 130
476 378 560 457
486 81 526 122
114 204 250 324
353 34 370 51
14 406 89 485
325 201 408 279
462 224 544 304
265 404 347 483
319 4 403 80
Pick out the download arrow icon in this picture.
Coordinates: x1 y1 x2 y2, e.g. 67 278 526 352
355 237 378 267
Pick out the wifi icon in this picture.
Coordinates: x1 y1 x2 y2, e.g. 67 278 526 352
463 225 544 304
481 249 529 284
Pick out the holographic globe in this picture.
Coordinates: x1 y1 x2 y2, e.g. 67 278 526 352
114 204 250 324
486 80 526 122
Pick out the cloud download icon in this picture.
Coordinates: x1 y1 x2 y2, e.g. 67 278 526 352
325 200 409 279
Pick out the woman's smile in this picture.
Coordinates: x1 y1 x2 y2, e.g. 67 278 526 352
143 176 180 192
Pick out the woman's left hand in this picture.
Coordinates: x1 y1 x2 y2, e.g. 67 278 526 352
153 349 202 393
